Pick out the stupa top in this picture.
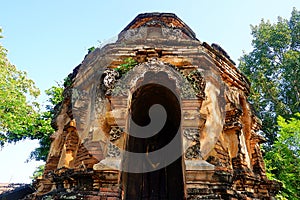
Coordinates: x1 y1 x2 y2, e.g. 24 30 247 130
120 12 197 40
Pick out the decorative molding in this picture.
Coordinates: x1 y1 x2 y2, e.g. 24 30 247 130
183 128 200 141
102 69 120 96
109 126 124 141
180 78 199 99
186 70 206 99
106 142 121 158
111 82 130 97
161 27 185 40
119 27 147 41
185 141 201 159
102 58 205 101
118 21 187 41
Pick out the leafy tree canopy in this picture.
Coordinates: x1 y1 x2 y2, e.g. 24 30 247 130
264 113 300 199
239 7 300 145
0 28 40 146
239 8 300 198
28 85 64 161
0 28 64 162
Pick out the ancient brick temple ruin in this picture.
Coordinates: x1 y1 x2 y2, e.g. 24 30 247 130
33 13 280 199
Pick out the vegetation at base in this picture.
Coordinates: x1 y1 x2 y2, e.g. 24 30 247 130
239 8 300 199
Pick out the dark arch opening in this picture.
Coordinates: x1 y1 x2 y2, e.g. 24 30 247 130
122 79 184 200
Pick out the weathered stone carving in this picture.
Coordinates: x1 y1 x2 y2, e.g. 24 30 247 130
106 142 121 158
161 27 185 40
102 68 119 96
181 79 199 99
183 128 202 159
183 128 200 141
118 27 147 42
108 126 123 141
178 69 206 99
110 81 129 97
186 70 206 99
185 141 201 159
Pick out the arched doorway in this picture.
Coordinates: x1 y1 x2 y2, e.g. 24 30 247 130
122 78 184 199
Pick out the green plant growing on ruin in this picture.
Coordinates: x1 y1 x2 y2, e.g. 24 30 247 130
63 76 73 87
88 46 96 54
115 57 138 75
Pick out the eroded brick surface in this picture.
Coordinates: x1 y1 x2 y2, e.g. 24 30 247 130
29 13 280 200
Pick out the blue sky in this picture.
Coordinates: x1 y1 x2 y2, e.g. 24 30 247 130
0 0 299 183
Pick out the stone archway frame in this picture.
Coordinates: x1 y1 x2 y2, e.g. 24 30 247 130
98 58 196 173
97 57 226 173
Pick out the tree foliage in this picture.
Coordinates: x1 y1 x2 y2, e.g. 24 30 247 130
0 28 40 146
239 8 300 145
28 85 64 161
0 28 64 162
30 164 45 180
264 113 300 199
239 8 300 198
